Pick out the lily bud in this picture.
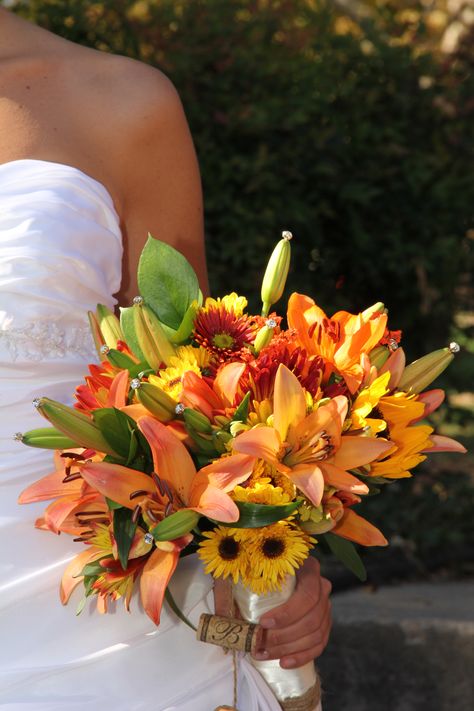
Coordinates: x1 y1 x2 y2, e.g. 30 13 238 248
369 345 391 370
398 343 459 394
362 302 385 319
133 302 175 371
183 408 213 434
253 322 275 354
20 427 78 450
88 310 106 358
96 304 124 349
151 510 199 542
134 382 178 422
261 231 292 317
34 397 120 457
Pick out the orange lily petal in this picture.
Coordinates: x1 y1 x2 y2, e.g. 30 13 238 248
332 435 392 469
18 467 86 504
60 546 104 604
138 416 196 503
422 434 467 453
120 403 151 421
332 508 388 546
81 462 155 509
288 463 325 506
214 362 246 408
181 371 222 419
414 389 445 420
198 453 255 492
44 493 100 535
319 462 369 494
106 369 129 408
274 364 307 440
140 546 180 626
380 347 406 389
188 484 240 522
232 426 282 468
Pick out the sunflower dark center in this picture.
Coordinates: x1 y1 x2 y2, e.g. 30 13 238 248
371 406 390 439
218 536 240 560
262 538 285 559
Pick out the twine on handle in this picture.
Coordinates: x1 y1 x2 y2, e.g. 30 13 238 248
279 673 321 711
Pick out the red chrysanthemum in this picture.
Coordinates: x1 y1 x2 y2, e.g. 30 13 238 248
193 306 257 362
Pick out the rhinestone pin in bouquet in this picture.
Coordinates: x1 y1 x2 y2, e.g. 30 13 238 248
19 233 465 711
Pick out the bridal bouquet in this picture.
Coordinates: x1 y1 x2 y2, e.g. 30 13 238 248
19 232 465 709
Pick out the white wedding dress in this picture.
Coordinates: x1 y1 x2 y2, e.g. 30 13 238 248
0 159 282 711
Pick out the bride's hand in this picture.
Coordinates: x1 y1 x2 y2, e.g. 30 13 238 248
255 557 332 669
213 557 332 669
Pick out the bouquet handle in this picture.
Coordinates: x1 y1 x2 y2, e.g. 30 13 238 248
233 578 321 711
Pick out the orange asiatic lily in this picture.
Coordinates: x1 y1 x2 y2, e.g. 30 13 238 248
232 364 391 506
180 362 247 420
18 450 108 535
80 416 255 524
287 294 388 393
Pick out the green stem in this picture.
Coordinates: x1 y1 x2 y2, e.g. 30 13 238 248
164 587 197 632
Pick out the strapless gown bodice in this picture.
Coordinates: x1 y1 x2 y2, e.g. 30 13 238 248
0 160 280 710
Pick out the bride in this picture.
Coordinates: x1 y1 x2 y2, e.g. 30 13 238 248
0 7 331 709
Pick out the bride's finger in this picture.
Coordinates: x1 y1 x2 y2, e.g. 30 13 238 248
255 598 331 664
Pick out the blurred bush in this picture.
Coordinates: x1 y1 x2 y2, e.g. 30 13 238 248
9 0 474 355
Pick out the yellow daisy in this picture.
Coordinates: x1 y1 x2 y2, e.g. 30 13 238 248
369 391 433 479
350 372 390 434
148 346 210 400
201 293 248 317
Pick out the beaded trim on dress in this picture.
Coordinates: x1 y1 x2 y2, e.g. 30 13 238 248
0 321 96 362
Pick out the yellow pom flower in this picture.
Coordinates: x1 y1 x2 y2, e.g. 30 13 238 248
233 477 291 506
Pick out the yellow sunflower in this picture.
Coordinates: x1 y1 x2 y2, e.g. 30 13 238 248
350 372 390 434
197 527 249 583
244 523 314 594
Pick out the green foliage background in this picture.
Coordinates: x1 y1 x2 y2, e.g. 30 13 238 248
7 0 474 357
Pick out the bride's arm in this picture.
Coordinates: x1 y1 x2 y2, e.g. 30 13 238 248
114 65 208 304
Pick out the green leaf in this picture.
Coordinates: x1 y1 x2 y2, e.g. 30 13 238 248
127 428 139 465
120 306 147 362
92 408 136 460
225 500 300 528
164 587 197 631
79 559 108 578
137 235 200 330
168 300 200 344
324 533 367 581
106 497 122 510
113 507 138 570
231 391 251 424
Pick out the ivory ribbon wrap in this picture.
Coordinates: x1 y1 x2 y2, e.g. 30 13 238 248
233 577 322 711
